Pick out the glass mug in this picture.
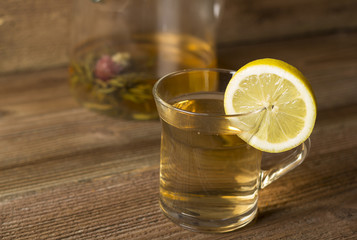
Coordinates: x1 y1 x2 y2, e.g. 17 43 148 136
152 69 311 233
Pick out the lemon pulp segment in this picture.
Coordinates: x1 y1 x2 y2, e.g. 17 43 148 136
224 58 316 153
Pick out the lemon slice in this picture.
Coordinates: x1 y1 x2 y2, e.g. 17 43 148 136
224 58 316 153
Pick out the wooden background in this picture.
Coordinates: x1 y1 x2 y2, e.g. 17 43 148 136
0 0 357 73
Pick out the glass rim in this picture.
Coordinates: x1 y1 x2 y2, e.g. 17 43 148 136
152 68 266 118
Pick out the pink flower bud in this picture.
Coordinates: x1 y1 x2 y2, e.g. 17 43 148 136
94 55 122 81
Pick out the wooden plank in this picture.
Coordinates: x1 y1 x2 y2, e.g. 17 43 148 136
217 0 357 44
0 70 161 200
0 0 71 73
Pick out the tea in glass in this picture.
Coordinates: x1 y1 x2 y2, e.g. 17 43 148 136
160 92 262 231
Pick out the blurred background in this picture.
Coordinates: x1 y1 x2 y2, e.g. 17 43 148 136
0 0 356 74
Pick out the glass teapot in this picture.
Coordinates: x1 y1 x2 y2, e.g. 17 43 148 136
69 0 223 120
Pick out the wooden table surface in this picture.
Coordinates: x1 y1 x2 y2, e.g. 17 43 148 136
1 31 356 239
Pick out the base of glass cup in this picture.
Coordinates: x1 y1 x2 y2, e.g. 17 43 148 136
159 199 258 233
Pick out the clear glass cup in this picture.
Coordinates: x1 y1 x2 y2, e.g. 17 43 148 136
69 0 223 120
153 69 311 233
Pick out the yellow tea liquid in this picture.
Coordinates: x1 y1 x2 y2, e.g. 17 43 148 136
69 33 216 120
159 92 261 231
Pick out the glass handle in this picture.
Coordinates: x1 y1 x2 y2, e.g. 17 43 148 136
259 138 311 189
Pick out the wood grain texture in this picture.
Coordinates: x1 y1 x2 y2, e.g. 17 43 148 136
1 32 357 239
217 0 357 44
0 0 71 73
0 0 357 73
